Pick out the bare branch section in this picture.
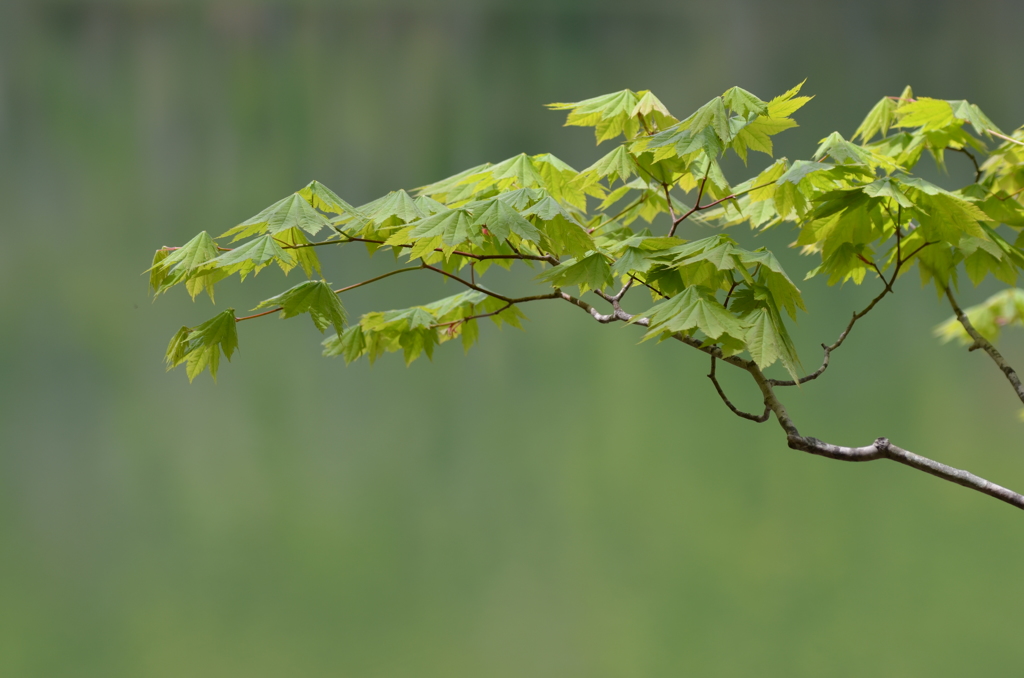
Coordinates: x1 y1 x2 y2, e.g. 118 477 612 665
945 287 1024 405
789 435 1024 510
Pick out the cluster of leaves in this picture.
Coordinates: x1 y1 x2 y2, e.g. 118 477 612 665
150 83 1024 383
323 290 524 366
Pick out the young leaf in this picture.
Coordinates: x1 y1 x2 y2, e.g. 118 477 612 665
576 145 636 188
467 198 541 242
415 163 492 203
522 196 594 258
322 325 367 363
255 280 347 334
210 234 295 279
853 96 898 142
408 208 477 247
165 309 239 382
630 90 678 131
896 98 957 132
547 90 642 143
723 87 768 117
221 193 333 241
274 226 322 277
765 81 812 118
537 253 613 292
299 180 364 219
358 190 426 228
914 192 988 243
149 231 222 299
639 286 747 342
741 306 800 379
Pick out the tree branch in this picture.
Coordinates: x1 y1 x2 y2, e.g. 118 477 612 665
945 286 1024 405
708 357 770 422
788 435 1024 510
563 295 1024 512
667 179 776 236
668 169 708 237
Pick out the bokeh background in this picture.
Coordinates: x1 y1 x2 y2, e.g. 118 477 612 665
2 1 1023 676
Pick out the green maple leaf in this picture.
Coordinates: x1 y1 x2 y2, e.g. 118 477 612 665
408 208 477 247
576 145 636 188
862 177 914 208
255 280 347 334
531 153 592 210
548 89 642 143
165 309 239 382
467 198 540 242
853 97 898 142
149 231 222 299
358 190 426 228
688 96 732 143
914 192 989 242
273 226 322 277
630 90 678 130
610 246 654 277
537 253 613 293
813 132 898 171
948 100 1003 137
414 195 449 216
298 180 365 220
736 249 806 319
722 87 768 117
210 234 294 280
639 286 747 342
896 98 957 131
521 196 594 258
322 325 367 363
415 163 492 203
729 116 797 162
765 81 813 118
476 154 547 191
741 306 800 379
221 193 333 241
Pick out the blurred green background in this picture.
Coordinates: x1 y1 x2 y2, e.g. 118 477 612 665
2 1 1023 676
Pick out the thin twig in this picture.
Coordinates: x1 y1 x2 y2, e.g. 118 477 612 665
668 169 709 237
770 240 935 387
333 266 424 295
235 265 423 322
708 357 770 422
421 264 563 308
628 274 669 299
431 302 513 329
951 147 982 183
988 129 1024 147
668 180 776 236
